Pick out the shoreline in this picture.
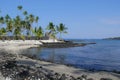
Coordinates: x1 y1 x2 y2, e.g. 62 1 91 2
21 51 120 74
0 40 120 80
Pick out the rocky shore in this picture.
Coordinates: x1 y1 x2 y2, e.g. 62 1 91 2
0 50 92 80
0 40 120 80
0 50 120 80
41 40 96 48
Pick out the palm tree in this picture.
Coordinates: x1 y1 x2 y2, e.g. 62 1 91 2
0 17 4 25
0 17 5 40
29 14 35 37
57 23 68 40
46 22 55 31
13 16 22 40
33 26 44 40
5 14 13 38
29 14 35 23
25 21 31 39
35 16 39 26
5 14 11 23
23 11 28 16
0 27 6 40
46 22 57 40
17 6 23 10
13 27 21 40
6 19 13 36
22 11 31 39
37 26 44 39
35 16 39 23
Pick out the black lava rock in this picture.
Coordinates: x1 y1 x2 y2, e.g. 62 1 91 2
100 78 112 80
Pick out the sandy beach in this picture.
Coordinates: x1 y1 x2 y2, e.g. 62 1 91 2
0 40 120 80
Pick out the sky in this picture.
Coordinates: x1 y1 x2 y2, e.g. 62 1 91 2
0 0 120 39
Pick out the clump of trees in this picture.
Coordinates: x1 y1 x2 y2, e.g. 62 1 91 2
0 6 68 40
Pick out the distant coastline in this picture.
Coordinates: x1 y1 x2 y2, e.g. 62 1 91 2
104 37 120 40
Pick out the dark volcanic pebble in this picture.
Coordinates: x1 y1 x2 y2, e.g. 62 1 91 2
100 78 112 80
0 59 78 80
87 78 94 80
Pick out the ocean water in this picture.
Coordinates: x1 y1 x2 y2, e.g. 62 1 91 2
22 39 120 71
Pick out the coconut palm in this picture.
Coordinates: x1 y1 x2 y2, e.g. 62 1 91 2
0 17 5 35
0 17 4 25
37 26 44 39
25 21 31 38
0 27 6 40
33 26 44 39
35 16 39 28
29 14 35 23
17 6 23 10
57 23 67 40
46 22 55 31
46 22 57 40
5 14 13 37
29 14 35 37
23 11 28 16
5 14 11 23
22 11 31 38
13 27 21 40
13 16 22 39
35 16 39 23
6 19 13 35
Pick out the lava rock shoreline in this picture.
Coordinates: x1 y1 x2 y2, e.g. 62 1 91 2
0 50 93 80
0 50 116 80
41 41 96 48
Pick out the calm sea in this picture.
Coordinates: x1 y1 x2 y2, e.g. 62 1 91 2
22 39 120 71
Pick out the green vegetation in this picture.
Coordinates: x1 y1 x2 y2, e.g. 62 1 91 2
33 26 44 39
57 23 67 40
46 22 57 40
0 5 68 40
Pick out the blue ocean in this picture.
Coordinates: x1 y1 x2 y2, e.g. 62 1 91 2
22 39 120 71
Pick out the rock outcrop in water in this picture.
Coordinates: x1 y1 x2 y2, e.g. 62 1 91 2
41 40 96 48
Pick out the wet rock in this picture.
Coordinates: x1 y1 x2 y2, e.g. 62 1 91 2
60 74 67 80
35 64 42 68
69 76 76 80
77 77 83 80
41 41 90 48
100 78 112 80
77 74 88 80
87 78 94 80
17 70 29 78
81 74 87 79
4 60 17 69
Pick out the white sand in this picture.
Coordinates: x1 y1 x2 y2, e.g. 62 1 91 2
0 40 42 53
0 40 120 80
40 39 63 43
0 39 62 51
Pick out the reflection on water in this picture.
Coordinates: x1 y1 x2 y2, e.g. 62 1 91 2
21 48 66 64
21 39 120 71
